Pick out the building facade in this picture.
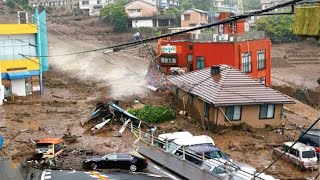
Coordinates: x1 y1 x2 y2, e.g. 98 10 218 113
181 9 208 27
29 0 79 11
125 0 176 27
169 65 294 128
0 10 48 100
158 13 271 86
79 0 106 16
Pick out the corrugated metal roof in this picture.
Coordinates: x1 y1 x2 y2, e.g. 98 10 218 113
168 65 294 106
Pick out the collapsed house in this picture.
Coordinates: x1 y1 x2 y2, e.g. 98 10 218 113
168 65 294 128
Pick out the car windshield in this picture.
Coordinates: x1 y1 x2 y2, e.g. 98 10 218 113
168 143 179 153
302 151 316 158
205 150 225 159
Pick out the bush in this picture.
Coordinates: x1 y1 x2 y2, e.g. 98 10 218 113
128 105 175 123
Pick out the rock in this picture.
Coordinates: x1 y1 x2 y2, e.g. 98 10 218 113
255 144 265 150
219 129 230 135
228 141 241 151
252 133 265 140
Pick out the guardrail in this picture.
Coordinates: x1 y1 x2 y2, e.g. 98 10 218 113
165 31 266 43
127 122 262 180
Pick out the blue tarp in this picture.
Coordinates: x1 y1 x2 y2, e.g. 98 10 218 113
7 71 31 80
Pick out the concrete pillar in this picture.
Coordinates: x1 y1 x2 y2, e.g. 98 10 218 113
168 19 171 26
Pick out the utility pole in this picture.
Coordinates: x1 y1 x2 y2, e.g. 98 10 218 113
0 61 3 106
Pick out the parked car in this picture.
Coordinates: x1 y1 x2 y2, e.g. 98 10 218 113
273 142 318 170
83 153 148 172
155 131 193 148
201 159 275 180
298 129 320 159
184 144 232 165
167 135 215 155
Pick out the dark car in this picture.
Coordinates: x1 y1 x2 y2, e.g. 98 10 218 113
298 129 320 159
83 153 148 171
184 144 231 165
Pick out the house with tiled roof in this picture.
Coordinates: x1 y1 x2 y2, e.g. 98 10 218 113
169 65 294 128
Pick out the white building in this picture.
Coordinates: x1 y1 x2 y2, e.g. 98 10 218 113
79 0 107 16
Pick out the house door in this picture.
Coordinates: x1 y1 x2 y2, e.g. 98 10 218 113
11 79 26 96
189 64 193 71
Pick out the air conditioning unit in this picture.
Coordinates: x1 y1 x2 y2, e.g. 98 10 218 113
18 11 28 24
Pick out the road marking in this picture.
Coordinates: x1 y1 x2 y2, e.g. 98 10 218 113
44 176 51 180
131 172 164 177
152 165 180 180
67 170 76 174
88 171 110 180
40 170 46 180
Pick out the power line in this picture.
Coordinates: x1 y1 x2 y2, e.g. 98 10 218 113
21 0 303 58
254 117 320 177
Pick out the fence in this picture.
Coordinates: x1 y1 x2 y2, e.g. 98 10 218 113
127 122 262 180
165 31 266 43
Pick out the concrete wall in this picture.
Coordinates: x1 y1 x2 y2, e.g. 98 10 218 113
175 88 284 128
181 10 208 27
125 1 157 18
131 19 154 27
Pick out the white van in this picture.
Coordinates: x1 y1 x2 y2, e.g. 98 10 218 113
155 131 193 148
273 142 318 170
167 135 215 155
158 131 193 142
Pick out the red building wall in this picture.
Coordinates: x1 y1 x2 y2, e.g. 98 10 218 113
217 12 246 34
158 39 271 86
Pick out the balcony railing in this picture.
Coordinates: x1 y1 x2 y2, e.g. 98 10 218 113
165 31 266 42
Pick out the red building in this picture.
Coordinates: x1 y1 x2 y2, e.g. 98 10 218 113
158 13 271 86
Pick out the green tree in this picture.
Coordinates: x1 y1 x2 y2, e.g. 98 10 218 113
255 15 299 42
100 3 128 32
166 7 181 26
180 0 194 11
243 0 261 10
6 0 32 11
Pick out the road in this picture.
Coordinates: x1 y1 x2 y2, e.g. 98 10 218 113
37 169 171 180
26 161 182 180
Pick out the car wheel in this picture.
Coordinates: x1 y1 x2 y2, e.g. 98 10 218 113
91 163 98 170
130 164 138 172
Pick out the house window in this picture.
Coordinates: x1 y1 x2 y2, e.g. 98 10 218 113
196 56 205 69
225 106 241 121
257 49 266 70
97 0 100 4
241 52 251 73
160 56 176 64
187 54 192 62
188 44 193 50
82 1 89 4
258 77 266 84
184 14 190 21
204 102 210 118
189 94 193 104
259 104 275 119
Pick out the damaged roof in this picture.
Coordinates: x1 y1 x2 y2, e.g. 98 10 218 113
168 65 294 106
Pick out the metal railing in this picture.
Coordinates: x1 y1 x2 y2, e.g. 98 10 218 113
127 122 263 180
165 31 266 42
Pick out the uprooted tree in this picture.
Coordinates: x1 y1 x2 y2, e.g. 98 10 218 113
100 3 128 32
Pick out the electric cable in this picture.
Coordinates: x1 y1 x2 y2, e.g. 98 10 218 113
19 0 304 58
254 117 320 178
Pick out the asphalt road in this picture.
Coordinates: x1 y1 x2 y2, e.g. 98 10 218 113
29 161 182 180
37 169 172 180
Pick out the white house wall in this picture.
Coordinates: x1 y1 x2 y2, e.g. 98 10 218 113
132 20 153 27
11 79 26 96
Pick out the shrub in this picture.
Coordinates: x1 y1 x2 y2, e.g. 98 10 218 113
128 105 175 123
